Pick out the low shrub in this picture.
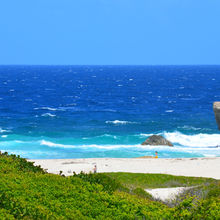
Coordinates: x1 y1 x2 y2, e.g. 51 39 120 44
0 152 45 174
73 172 129 193
131 187 153 200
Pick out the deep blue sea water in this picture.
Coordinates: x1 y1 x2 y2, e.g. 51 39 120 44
0 65 220 159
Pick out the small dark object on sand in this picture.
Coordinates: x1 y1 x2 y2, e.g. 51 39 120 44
93 165 97 174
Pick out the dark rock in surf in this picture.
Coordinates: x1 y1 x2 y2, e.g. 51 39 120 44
213 102 220 130
141 135 173 146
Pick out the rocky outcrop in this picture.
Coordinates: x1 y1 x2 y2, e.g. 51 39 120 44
141 135 173 146
213 102 220 130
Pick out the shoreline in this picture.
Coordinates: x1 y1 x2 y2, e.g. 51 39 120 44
31 157 220 179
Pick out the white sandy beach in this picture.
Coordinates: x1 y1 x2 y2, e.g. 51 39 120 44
31 157 220 179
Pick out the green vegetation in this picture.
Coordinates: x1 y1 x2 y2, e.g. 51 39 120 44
104 172 218 189
0 152 219 219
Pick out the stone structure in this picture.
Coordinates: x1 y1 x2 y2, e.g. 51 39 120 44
213 102 220 130
141 135 173 146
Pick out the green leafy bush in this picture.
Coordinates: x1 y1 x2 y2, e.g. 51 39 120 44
131 188 153 200
0 208 15 220
73 172 129 193
0 152 45 174
171 197 220 219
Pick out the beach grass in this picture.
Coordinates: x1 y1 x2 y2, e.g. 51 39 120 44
104 172 218 189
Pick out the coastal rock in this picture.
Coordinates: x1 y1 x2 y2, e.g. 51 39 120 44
213 102 220 130
141 135 173 146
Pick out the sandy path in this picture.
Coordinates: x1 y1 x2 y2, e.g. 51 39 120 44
145 186 194 201
30 157 220 179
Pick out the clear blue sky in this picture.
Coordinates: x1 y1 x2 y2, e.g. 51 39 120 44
1 0 220 65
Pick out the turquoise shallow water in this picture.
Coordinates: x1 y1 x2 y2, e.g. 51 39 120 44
0 65 220 159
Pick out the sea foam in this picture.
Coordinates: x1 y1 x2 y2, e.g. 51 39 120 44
40 140 141 149
164 131 220 147
35 107 63 111
0 128 11 133
41 113 56 117
105 120 138 125
38 139 220 157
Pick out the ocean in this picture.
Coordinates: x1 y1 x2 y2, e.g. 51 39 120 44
0 65 220 159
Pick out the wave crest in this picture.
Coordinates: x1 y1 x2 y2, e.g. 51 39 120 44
0 128 11 133
41 113 56 117
34 107 60 111
164 131 220 147
40 140 140 149
105 120 138 125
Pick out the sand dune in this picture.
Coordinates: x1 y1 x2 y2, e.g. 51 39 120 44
145 186 195 201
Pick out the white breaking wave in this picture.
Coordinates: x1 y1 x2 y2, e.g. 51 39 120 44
0 128 11 133
38 140 220 157
41 113 56 117
36 131 220 153
35 107 64 111
163 131 220 147
40 140 72 148
140 133 162 137
165 110 174 113
105 120 138 125
139 131 220 148
1 137 219 158
40 140 142 149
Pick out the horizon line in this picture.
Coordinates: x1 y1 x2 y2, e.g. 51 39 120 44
0 64 220 67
